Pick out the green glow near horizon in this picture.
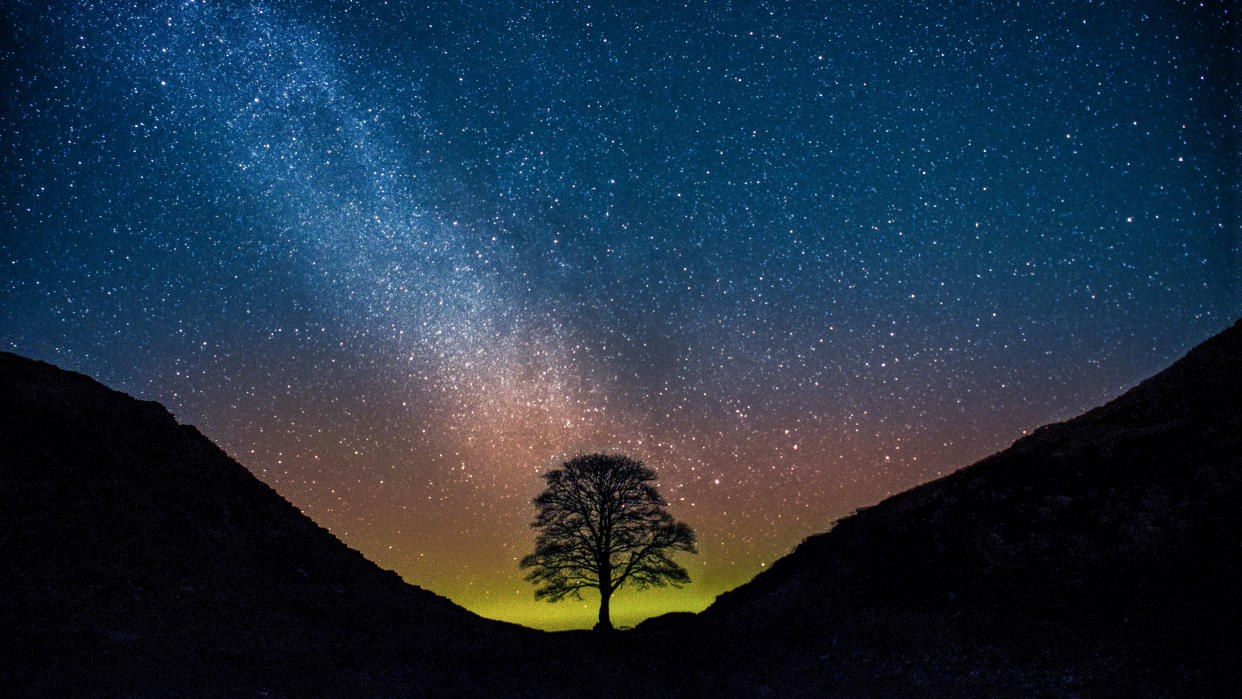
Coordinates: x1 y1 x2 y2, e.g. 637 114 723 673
469 585 719 631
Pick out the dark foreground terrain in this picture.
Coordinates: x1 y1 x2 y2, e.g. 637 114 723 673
650 316 1242 696
2 318 1240 696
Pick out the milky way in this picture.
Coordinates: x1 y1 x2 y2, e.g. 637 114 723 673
3 0 1237 629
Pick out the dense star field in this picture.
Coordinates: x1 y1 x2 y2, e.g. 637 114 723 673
2 1 1237 629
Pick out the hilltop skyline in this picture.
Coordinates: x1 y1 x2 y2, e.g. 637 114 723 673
2 0 1237 628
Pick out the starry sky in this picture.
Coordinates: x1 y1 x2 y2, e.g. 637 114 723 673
2 0 1238 630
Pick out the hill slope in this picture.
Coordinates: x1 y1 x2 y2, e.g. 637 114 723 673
4 316 1240 695
0 352 543 695
670 318 1242 693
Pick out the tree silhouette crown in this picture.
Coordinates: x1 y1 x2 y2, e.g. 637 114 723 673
520 453 697 629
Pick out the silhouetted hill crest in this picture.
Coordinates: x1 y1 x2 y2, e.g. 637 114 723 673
704 319 1242 627
0 351 535 694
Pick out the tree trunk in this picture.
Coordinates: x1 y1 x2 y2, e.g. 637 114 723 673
595 585 613 631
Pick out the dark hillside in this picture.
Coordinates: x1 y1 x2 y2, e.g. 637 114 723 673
679 318 1242 694
0 352 545 695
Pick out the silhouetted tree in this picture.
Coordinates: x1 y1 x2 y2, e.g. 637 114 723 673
520 453 697 631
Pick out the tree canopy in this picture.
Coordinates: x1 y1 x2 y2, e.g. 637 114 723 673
520 453 697 630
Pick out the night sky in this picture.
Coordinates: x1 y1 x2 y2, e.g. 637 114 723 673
3 0 1238 630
